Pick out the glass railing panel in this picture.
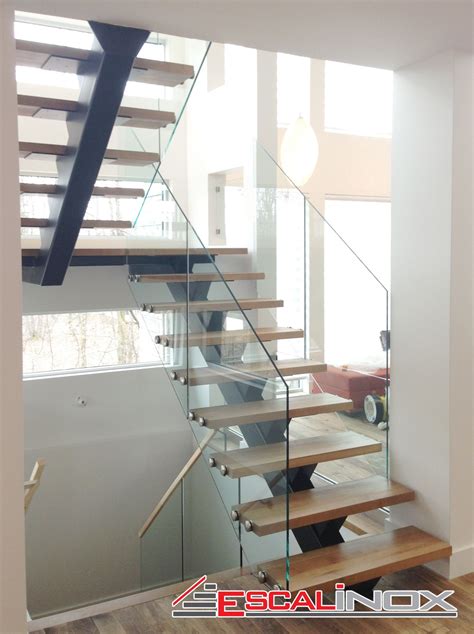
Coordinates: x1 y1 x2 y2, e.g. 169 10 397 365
252 142 390 487
184 223 290 587
24 359 191 618
126 199 190 414
127 77 389 593
118 35 210 161
125 164 291 589
140 480 184 591
139 447 247 593
144 34 390 493
182 452 244 579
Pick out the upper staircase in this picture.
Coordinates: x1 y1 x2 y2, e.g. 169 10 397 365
17 16 208 285
19 11 451 618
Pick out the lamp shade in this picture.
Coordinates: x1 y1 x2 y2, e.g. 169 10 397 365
280 116 319 187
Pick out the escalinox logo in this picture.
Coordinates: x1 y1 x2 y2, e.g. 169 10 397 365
172 575 458 619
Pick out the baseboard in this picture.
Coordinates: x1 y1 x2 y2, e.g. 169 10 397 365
384 517 473 579
27 566 250 632
448 544 474 578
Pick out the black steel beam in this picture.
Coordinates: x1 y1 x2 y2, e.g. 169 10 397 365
26 22 149 286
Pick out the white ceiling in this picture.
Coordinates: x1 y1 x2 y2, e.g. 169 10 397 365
13 0 473 69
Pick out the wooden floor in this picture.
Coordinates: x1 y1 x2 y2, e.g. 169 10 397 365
32 567 473 633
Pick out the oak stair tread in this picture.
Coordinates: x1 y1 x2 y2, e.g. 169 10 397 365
20 183 145 198
19 141 160 166
157 326 303 349
179 358 328 387
132 272 265 282
209 430 381 478
143 298 283 313
16 39 195 87
263 525 452 594
232 475 414 536
189 393 353 429
22 246 248 258
21 218 132 229
17 94 176 129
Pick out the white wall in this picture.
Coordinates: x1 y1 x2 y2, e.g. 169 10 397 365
24 366 193 616
448 51 474 579
390 50 473 578
23 266 134 314
0 4 27 633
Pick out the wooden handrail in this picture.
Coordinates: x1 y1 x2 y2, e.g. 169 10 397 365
139 430 216 538
23 479 38 490
24 459 46 512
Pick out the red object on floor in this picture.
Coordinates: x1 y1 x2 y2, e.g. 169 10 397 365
312 365 389 410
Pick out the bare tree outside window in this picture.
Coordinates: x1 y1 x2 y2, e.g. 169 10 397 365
22 311 159 374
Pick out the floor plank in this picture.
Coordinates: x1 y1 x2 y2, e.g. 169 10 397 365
32 569 473 633
42 617 100 633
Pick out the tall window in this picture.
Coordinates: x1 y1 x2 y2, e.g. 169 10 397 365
324 61 393 137
277 53 310 127
276 189 306 360
324 199 390 367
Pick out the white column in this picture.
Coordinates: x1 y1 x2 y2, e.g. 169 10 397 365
390 50 473 578
0 3 27 632
252 50 278 333
307 59 325 361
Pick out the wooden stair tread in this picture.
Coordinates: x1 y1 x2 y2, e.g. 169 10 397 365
133 272 265 282
143 298 283 312
182 358 327 386
17 94 176 129
209 430 381 478
233 476 414 536
22 246 248 258
16 39 194 87
263 526 452 594
22 246 247 257
20 183 145 198
19 141 160 166
157 326 304 349
21 218 132 229
189 393 352 429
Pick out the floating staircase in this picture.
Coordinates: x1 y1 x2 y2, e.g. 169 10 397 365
19 13 451 607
